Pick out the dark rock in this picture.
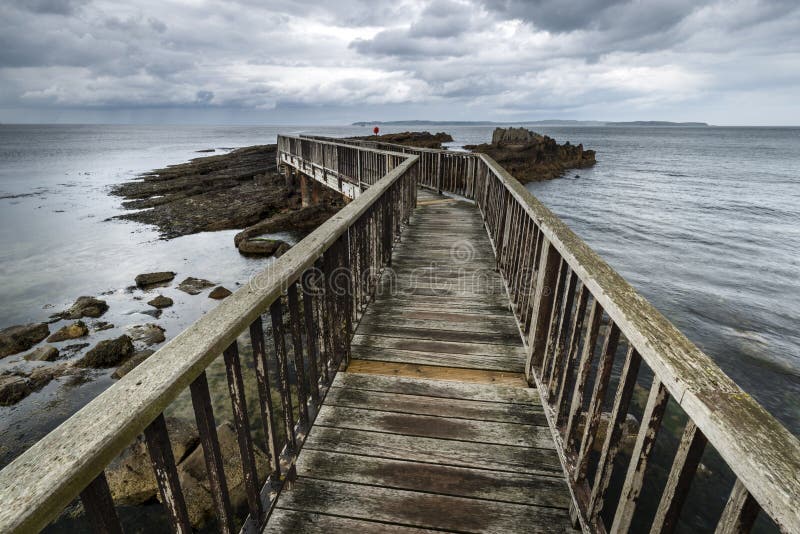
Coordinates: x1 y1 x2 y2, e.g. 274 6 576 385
135 272 176 288
465 127 596 182
127 324 166 346
59 296 109 319
0 323 49 358
112 350 156 379
171 421 268 528
237 237 290 257
23 345 60 362
208 286 232 300
0 374 32 405
177 277 215 295
147 295 173 309
141 308 163 319
93 321 115 332
77 335 134 368
106 417 199 505
46 321 89 343
196 148 215 153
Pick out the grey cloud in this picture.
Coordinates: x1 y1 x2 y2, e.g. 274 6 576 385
8 0 88 15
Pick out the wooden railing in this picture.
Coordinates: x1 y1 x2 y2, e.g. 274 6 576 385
307 134 800 533
0 136 418 533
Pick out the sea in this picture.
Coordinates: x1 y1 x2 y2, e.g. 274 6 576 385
0 124 798 531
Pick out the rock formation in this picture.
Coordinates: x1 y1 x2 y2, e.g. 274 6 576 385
350 131 454 149
466 127 596 182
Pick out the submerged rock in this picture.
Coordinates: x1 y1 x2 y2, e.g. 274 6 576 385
58 296 109 320
47 321 89 343
93 321 115 332
127 324 166 346
61 342 90 358
465 127 596 182
23 345 60 362
208 286 232 300
135 272 176 288
77 335 134 368
0 323 49 358
112 349 155 379
177 277 215 295
106 417 199 505
237 237 290 257
147 295 173 309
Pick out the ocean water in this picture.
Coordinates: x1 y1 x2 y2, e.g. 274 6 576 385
0 124 798 527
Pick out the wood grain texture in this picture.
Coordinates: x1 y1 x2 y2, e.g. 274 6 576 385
346 359 527 386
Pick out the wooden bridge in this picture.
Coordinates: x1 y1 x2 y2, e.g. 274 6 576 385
0 135 798 534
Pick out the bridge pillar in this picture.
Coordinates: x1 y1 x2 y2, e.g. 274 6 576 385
311 180 321 205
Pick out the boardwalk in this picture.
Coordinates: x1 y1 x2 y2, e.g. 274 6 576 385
267 190 575 532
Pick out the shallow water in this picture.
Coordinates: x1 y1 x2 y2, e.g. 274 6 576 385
0 124 798 476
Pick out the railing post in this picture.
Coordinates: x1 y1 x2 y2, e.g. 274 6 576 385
525 238 561 382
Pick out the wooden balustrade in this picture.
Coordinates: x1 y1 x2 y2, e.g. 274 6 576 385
0 137 418 534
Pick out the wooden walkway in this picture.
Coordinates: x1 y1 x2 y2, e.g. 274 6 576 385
266 190 576 532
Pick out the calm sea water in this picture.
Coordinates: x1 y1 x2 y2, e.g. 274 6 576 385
0 125 798 521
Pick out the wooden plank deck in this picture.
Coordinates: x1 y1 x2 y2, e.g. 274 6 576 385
265 190 576 533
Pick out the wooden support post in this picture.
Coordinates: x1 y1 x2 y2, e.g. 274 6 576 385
525 238 561 382
312 180 321 204
144 414 192 534
714 479 760 534
300 173 311 207
79 472 123 534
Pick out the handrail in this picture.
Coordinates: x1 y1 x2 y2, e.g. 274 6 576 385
0 136 418 533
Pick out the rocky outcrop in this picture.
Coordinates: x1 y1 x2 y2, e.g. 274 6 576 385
466 127 596 182
0 365 73 405
177 277 215 295
0 323 49 358
23 345 60 362
127 324 166 346
233 204 337 248
135 272 176 288
77 335 134 368
111 145 294 239
237 238 290 257
57 296 109 320
147 295 173 309
208 286 232 300
350 131 454 149
47 321 89 343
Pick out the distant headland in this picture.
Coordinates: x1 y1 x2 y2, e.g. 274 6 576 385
352 119 710 127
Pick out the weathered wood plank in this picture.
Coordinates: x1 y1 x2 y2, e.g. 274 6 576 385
267 509 438 533
650 420 707 534
351 345 525 373
352 334 525 359
357 315 520 337
275 478 573 533
304 426 562 475
354 322 520 345
314 405 553 449
324 387 546 425
714 478 760 534
346 360 527 386
297 450 570 508
332 372 538 404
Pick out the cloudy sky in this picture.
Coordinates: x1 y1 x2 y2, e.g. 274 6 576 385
1 0 798 125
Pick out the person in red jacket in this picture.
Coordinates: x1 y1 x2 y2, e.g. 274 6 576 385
373 126 380 135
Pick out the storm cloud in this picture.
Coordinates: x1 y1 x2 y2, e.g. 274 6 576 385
0 0 798 124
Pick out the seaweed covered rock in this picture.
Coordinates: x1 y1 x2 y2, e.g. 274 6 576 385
350 131 454 149
466 127 596 182
0 323 49 358
77 335 134 368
